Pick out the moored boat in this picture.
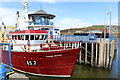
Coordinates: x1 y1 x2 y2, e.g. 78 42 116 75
0 0 81 77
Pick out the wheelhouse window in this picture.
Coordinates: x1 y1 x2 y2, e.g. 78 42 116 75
45 35 47 39
35 35 39 40
12 35 15 39
15 35 48 40
41 35 44 40
39 35 46 40
15 35 17 40
39 35 42 40
36 17 40 23
41 35 47 40
18 35 21 40
30 35 34 40
39 35 44 40
25 35 29 40
21 35 24 40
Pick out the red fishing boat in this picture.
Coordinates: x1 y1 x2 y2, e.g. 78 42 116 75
0 0 81 77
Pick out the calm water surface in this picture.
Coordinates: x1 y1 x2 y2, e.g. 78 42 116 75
26 38 119 79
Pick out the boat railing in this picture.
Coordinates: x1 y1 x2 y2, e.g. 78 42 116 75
12 41 82 52
53 35 98 42
99 35 114 42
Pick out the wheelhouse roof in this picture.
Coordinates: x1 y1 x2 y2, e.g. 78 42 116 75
10 30 48 35
28 10 56 19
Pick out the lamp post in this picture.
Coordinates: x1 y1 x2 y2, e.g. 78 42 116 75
109 4 112 36
107 4 112 36
104 9 107 39
104 4 112 39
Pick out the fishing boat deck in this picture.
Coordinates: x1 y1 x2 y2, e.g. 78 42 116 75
11 48 72 52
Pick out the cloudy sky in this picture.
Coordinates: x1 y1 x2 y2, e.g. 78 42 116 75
0 0 119 30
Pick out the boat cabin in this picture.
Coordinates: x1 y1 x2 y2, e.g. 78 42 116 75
10 30 48 41
8 10 60 51
27 10 60 38
9 30 48 51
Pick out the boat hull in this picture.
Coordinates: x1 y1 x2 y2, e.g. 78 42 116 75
1 48 81 77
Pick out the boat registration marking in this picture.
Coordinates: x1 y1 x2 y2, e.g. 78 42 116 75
26 61 37 66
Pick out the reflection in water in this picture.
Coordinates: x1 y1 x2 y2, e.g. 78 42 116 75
72 38 119 78
72 52 118 78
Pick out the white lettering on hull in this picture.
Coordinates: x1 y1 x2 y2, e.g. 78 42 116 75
45 54 62 58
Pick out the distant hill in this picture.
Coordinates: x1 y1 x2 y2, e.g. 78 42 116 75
60 25 118 35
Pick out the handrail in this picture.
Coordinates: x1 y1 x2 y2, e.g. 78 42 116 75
99 35 114 42
53 35 97 42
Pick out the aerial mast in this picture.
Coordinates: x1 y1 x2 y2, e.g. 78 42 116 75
16 11 20 29
22 0 29 28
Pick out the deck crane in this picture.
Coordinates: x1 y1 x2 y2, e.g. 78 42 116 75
0 18 16 43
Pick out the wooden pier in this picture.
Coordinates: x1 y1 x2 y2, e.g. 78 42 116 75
53 35 115 68
77 38 115 68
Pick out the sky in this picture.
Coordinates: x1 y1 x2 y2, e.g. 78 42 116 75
0 0 119 30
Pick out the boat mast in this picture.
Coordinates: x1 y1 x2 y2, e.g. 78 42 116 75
22 0 29 28
16 11 20 29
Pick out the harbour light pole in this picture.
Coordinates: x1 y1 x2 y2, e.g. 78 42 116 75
107 4 112 36
109 4 112 36
105 4 112 38
104 9 107 39
109 4 112 35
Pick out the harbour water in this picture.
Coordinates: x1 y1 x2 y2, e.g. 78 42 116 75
72 38 119 78
25 38 119 79
72 50 118 78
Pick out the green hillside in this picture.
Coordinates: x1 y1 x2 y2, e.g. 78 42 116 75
60 25 110 35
